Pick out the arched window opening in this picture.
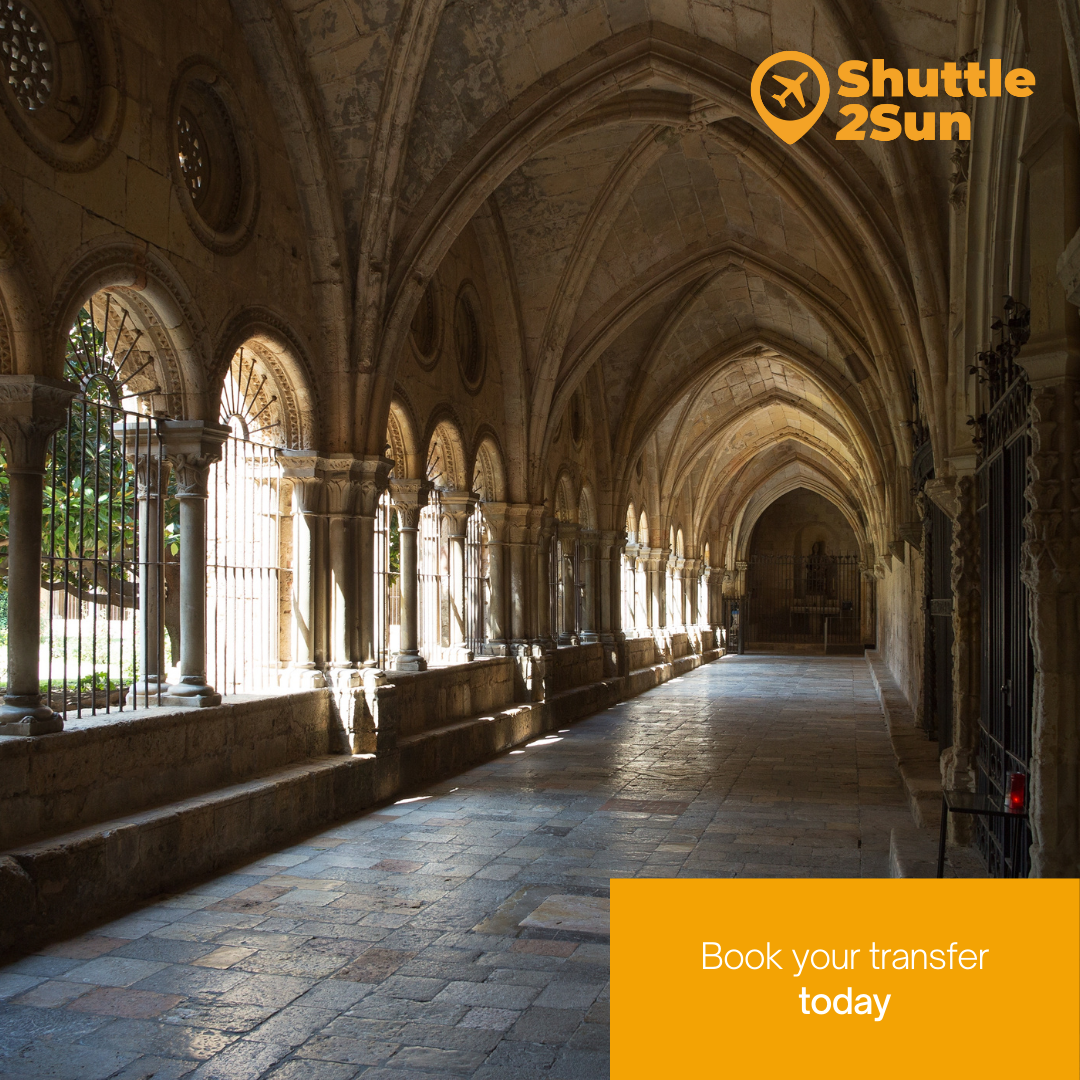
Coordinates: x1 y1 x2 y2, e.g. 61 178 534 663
551 479 578 646
636 510 649 629
206 347 286 694
622 503 637 634
374 488 400 669
27 293 169 718
465 502 486 655
417 486 442 663
699 542 711 627
667 526 677 628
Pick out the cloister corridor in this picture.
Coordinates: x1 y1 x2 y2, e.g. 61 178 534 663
0 655 968 1080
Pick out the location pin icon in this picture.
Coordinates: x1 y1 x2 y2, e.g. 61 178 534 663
751 51 831 145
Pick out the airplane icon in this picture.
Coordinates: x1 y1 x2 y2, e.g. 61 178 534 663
772 71 808 109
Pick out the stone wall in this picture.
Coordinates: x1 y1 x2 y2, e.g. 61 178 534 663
0 691 336 850
384 658 515 739
546 644 604 694
877 551 923 713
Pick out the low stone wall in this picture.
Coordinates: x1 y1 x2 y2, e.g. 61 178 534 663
384 657 515 739
624 635 660 673
0 690 337 850
546 643 605 694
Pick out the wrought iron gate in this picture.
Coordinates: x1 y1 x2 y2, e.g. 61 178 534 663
973 300 1033 877
922 502 954 746
744 554 861 651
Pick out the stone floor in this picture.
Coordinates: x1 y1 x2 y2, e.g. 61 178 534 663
0 655 951 1079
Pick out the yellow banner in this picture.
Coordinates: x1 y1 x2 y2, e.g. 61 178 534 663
612 878 1078 1078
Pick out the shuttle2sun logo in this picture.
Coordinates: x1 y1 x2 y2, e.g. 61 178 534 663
751 50 1036 145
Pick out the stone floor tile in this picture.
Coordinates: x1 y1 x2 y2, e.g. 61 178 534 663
240 1004 337 1048
66 957 170 988
0 973 45 1000
67 986 184 1019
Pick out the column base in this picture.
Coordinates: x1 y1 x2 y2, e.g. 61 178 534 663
125 680 169 708
162 678 222 708
447 645 473 665
0 699 63 736
394 652 428 672
282 665 327 690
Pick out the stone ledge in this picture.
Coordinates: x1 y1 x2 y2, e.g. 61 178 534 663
889 825 989 879
0 690 338 850
865 650 942 827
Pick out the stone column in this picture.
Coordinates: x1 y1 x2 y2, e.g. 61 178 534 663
579 529 597 642
686 558 699 627
161 420 229 708
922 478 979 824
0 376 77 735
319 456 359 678
860 568 877 650
482 502 510 653
441 490 476 663
356 456 392 667
536 516 554 646
557 523 579 646
1023 380 1080 876
119 418 169 705
390 479 430 671
506 504 533 644
279 452 326 687
596 530 619 640
656 550 669 629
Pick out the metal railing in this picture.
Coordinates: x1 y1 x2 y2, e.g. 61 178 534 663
206 431 283 694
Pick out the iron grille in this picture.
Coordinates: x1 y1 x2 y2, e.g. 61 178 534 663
374 489 399 668
36 301 167 718
975 374 1032 877
206 434 283 693
744 554 862 651
465 505 486 655
417 490 442 662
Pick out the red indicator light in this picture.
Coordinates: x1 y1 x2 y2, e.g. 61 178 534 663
1006 772 1025 812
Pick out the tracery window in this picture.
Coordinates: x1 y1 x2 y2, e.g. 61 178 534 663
1 1 53 112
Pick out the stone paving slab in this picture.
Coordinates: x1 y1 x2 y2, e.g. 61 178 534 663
0 656 986 1078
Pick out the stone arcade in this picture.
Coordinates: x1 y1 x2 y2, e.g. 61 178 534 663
0 0 1077 1076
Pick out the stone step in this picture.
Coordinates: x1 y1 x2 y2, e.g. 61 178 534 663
865 650 942 827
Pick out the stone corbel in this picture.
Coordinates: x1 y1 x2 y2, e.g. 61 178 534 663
888 539 906 564
1057 226 1080 309
924 476 961 522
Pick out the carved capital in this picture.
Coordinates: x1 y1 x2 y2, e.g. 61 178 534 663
355 455 393 517
279 450 322 513
160 420 229 498
440 489 476 534
480 501 510 542
389 477 432 530
0 375 78 473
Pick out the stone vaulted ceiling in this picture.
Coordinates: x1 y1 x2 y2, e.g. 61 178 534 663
245 0 964 559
